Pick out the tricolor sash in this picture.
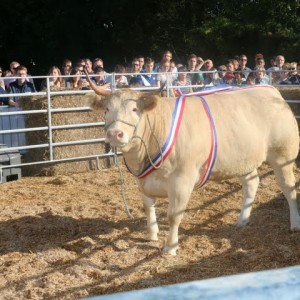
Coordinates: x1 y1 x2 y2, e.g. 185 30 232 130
138 95 186 178
126 94 218 188
195 96 217 187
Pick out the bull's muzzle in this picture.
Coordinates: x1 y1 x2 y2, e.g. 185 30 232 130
106 128 124 143
104 119 139 148
106 128 129 148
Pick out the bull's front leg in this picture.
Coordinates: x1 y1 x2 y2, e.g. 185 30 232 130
164 174 195 255
142 194 159 240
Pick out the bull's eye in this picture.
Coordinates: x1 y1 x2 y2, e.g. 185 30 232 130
132 108 138 112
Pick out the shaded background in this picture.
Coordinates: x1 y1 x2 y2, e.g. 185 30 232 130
1 0 300 74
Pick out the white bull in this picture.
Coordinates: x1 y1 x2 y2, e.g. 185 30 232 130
86 76 300 255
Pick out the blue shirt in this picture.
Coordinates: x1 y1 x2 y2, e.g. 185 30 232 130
0 86 9 105
138 71 157 86
9 80 36 102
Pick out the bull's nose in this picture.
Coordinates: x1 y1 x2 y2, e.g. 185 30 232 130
106 129 124 140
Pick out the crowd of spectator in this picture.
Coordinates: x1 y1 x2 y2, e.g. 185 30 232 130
1 51 300 106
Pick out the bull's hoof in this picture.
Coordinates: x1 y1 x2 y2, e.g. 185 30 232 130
290 225 300 232
235 218 250 227
162 244 178 256
290 217 300 231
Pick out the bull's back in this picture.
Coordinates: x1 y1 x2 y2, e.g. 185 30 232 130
181 86 298 178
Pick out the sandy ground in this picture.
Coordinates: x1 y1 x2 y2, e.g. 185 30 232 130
1 162 300 300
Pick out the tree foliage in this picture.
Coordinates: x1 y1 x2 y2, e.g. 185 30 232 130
1 0 300 73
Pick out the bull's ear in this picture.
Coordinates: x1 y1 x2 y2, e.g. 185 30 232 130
138 94 158 111
138 83 165 111
85 94 106 111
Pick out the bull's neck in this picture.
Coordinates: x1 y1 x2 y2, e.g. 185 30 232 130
123 99 173 174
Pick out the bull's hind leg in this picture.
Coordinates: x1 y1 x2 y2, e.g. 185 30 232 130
236 168 260 226
270 157 300 231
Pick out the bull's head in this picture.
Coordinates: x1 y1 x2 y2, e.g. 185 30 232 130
84 69 163 151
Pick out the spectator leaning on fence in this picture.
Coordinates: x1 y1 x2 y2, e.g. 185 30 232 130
61 58 72 86
287 62 300 84
203 59 218 85
154 50 178 80
187 53 204 89
4 61 20 89
279 63 292 84
91 66 110 87
254 53 264 66
258 58 266 68
107 64 128 89
254 67 270 84
196 57 205 71
67 67 86 89
245 73 256 85
266 56 277 73
84 58 94 75
40 66 65 90
139 57 158 87
233 71 246 85
62 59 72 76
275 55 285 80
231 58 239 70
275 55 285 69
173 66 193 95
7 65 36 107
137 55 145 71
237 54 252 80
157 58 175 96
268 66 281 84
92 58 104 70
223 61 235 85
128 58 141 86
216 65 226 85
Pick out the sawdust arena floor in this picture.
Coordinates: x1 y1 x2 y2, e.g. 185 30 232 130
1 162 300 299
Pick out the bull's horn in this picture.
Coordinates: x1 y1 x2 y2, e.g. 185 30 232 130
83 68 111 96
144 82 166 95
158 81 166 92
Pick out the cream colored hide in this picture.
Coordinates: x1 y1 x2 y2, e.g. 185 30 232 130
90 86 300 255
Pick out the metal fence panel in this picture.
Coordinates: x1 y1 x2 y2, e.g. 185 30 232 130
0 106 26 153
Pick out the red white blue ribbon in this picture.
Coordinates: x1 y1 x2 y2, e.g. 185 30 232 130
138 95 186 178
176 85 233 97
137 94 217 189
195 96 217 187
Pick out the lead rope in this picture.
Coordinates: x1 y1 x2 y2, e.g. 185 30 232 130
113 150 134 219
126 114 163 177
110 114 163 219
